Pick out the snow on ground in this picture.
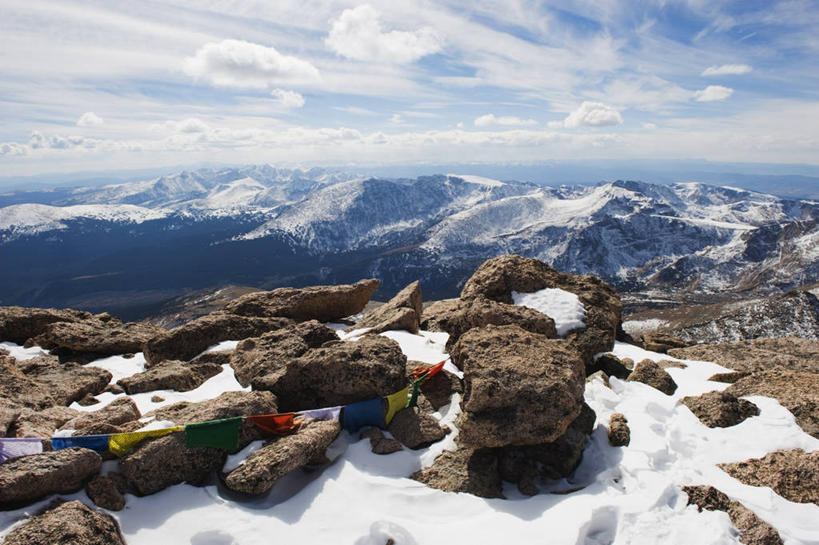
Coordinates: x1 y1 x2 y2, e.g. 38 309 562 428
2 335 818 545
621 318 671 339
0 341 49 361
513 288 586 336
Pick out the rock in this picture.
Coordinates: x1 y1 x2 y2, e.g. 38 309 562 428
251 335 407 412
123 353 135 359
77 394 100 407
223 419 341 495
0 404 21 436
411 448 503 499
718 449 819 505
121 391 278 495
352 281 423 334
16 355 112 406
452 325 585 448
191 349 234 366
642 332 688 353
223 279 380 321
104 383 125 395
681 391 759 428
668 338 819 375
626 359 678 395
708 371 751 383
1 500 126 545
0 448 102 509
658 360 687 369
230 320 339 387
683 485 784 545
421 296 556 350
143 313 293 366
0 355 57 410
59 398 141 436
361 428 403 455
118 360 222 394
86 475 126 511
410 363 462 411
0 306 94 345
151 395 164 403
586 370 610 388
725 369 819 437
608 413 630 446
34 320 163 360
387 408 447 449
590 353 631 380
11 406 80 438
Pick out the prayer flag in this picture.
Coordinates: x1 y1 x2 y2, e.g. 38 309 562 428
247 414 297 436
412 359 446 382
384 386 410 425
185 417 242 450
0 438 43 463
342 398 385 433
300 406 342 421
51 435 110 454
108 426 184 457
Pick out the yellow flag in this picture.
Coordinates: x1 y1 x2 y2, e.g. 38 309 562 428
384 386 410 426
108 426 184 457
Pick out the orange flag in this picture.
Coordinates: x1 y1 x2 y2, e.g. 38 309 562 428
247 413 298 436
412 359 446 382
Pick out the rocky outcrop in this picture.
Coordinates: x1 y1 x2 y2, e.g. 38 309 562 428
642 332 687 354
718 449 819 505
59 397 142 436
230 320 339 387
725 369 819 437
10 406 80 438
251 335 407 412
681 391 759 428
1 500 126 545
118 360 223 394
0 306 95 345
608 413 630 446
85 475 126 511
452 325 585 448
386 408 447 450
143 313 293 366
223 279 379 321
411 448 503 499
352 281 423 334
668 337 819 375
683 485 783 545
223 419 341 495
0 355 57 410
626 359 678 395
14 355 112 406
0 448 102 509
34 319 163 360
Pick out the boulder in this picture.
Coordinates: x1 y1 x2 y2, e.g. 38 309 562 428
626 359 678 395
683 485 783 545
590 353 632 380
11 406 81 438
251 335 407 412
387 408 447 450
0 448 102 509
361 428 403 455
452 325 585 448
34 320 163 359
16 355 113 406
191 349 234 366
725 369 819 437
608 413 631 447
59 398 141 436
420 295 556 350
77 394 100 407
0 306 94 345
668 338 819 375
0 355 57 410
223 279 380 321
718 449 819 505
681 391 759 428
1 500 126 545
230 320 339 387
223 419 341 495
85 475 126 511
117 360 222 394
352 281 423 334
642 332 688 354
143 313 293 366
409 362 462 411
411 448 503 499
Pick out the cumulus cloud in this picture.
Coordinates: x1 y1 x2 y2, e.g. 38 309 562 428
183 39 320 88
326 5 442 64
694 85 734 102
474 114 537 127
76 112 104 127
702 64 752 76
556 102 624 128
271 89 305 108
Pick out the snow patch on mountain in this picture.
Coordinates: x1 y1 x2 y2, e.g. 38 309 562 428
447 174 505 187
0 203 167 233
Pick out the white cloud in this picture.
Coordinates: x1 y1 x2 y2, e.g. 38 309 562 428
270 89 305 108
642 122 657 129
76 112 104 127
0 142 28 156
182 39 320 88
474 114 537 127
702 64 752 76
694 85 734 102
560 102 624 128
325 5 442 64
334 106 377 115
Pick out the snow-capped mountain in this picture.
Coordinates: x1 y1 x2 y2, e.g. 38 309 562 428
0 165 816 315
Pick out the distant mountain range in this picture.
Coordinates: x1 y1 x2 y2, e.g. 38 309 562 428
1 165 817 318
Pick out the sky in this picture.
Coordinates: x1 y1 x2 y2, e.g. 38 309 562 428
2 0 819 177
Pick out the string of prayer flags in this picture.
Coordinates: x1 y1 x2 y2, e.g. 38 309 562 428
0 437 44 463
185 417 242 450
247 414 298 437
300 406 342 421
384 386 410 425
342 398 385 433
51 434 111 454
108 426 184 457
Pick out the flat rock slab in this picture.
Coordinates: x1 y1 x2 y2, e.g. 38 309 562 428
718 449 819 505
59 397 142 436
35 319 163 358
11 406 81 438
0 355 57 410
683 485 783 545
0 306 95 345
1 500 126 545
16 355 112 406
681 390 759 428
118 360 222 394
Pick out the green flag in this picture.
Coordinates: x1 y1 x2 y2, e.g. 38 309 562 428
185 417 242 450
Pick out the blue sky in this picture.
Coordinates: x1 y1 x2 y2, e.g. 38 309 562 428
1 0 819 176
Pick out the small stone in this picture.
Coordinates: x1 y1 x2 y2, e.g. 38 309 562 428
608 413 630 447
86 475 126 511
77 394 100 407
151 395 165 403
123 353 135 359
626 359 678 395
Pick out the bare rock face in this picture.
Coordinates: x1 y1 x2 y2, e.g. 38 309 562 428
386 408 447 450
608 413 630 446
15 355 112 406
59 397 142 436
411 448 503 499
0 355 57 410
230 320 339 387
118 360 222 394
718 449 819 505
223 279 379 321
421 295 556 350
668 338 819 375
11 406 81 438
642 332 688 354
683 485 783 545
352 281 423 334
85 475 126 511
251 335 407 412
0 306 94 345
626 359 678 395
34 319 163 360
725 369 819 437
1 500 126 545
459 254 622 367
681 390 759 428
143 313 293 366
452 325 586 448
0 448 102 509
223 419 341 496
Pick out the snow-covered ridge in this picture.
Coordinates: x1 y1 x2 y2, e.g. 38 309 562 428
0 203 167 232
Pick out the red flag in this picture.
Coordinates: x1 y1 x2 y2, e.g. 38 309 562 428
247 413 298 436
412 359 446 382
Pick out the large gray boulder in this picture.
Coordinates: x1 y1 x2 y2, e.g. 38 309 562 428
15 355 112 406
118 360 223 394
1 500 126 545
452 325 586 448
34 319 163 360
0 306 95 345
352 281 423 334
